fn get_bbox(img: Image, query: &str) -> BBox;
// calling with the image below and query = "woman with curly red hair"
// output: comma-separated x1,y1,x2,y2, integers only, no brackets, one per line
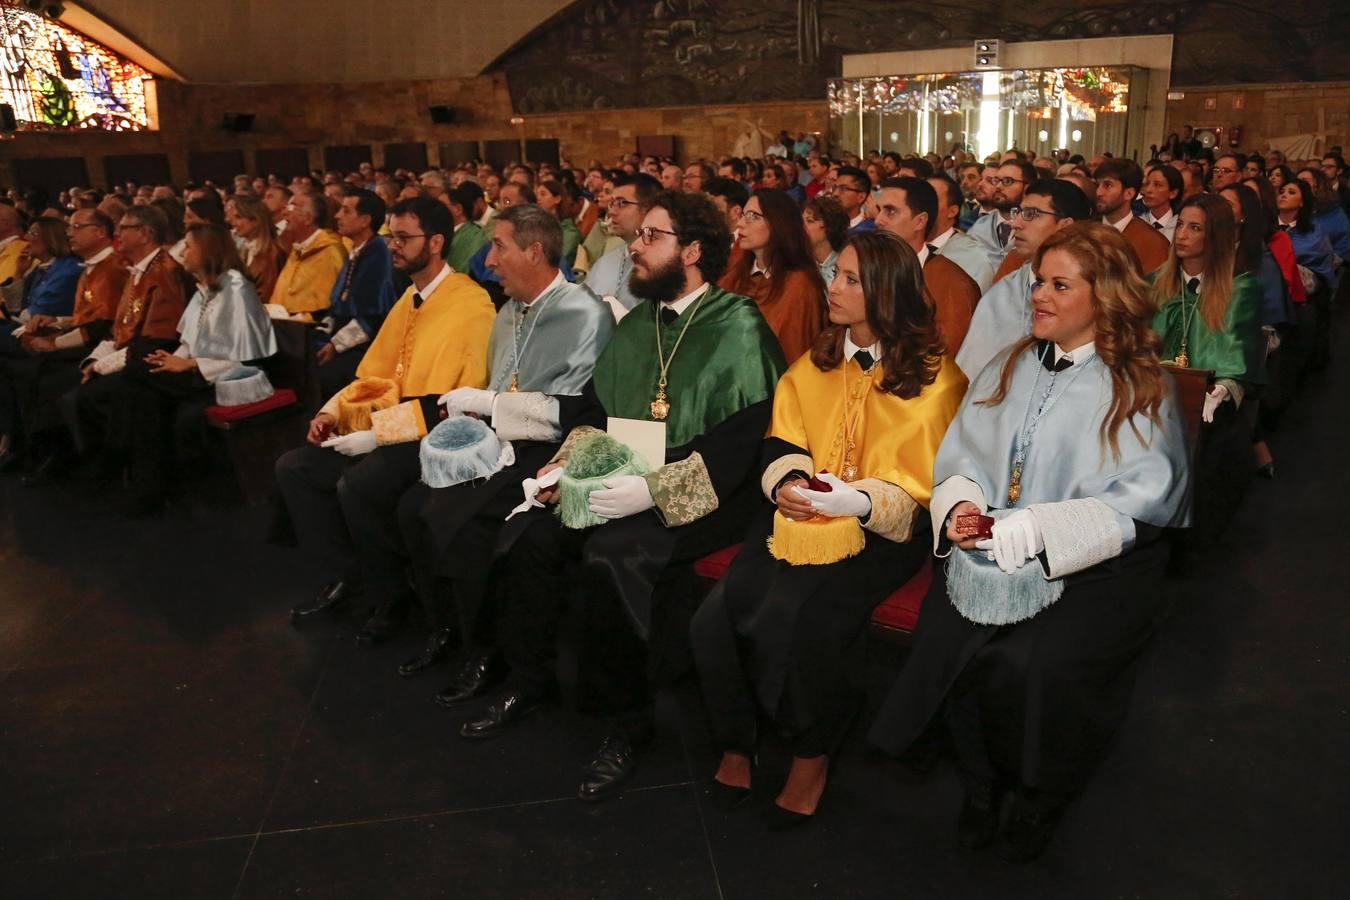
692,230,967,830
870,223,1191,862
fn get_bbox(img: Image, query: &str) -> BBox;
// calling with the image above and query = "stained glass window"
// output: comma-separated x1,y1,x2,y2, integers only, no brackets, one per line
0,1,151,131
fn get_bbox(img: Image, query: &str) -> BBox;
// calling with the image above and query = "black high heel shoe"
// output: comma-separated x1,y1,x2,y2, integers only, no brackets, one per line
708,779,753,812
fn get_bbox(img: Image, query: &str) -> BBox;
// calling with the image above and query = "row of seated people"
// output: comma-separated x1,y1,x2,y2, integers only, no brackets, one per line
0,146,1335,861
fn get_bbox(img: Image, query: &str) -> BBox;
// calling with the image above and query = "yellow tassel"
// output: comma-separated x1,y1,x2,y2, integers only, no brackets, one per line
766,511,866,566
335,376,400,434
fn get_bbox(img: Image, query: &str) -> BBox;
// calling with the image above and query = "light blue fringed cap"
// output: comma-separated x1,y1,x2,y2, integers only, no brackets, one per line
557,432,651,529
213,365,274,407
945,509,1064,625
419,415,514,489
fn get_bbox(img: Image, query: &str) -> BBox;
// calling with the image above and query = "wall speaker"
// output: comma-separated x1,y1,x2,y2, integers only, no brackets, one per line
429,105,456,124
0,104,17,133
221,112,255,133
974,38,1000,70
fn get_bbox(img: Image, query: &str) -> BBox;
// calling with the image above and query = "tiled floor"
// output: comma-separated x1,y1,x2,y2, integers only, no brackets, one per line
3,332,1349,898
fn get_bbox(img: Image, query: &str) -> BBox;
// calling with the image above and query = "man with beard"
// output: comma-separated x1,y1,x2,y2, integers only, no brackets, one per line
1094,158,1170,274
927,174,995,292
957,162,990,231
967,159,1035,271
458,191,786,805
277,197,495,642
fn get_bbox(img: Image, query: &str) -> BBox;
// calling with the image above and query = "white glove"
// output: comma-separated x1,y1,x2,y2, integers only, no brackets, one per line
1201,383,1230,424
438,387,497,418
975,509,1043,575
506,465,563,520
322,430,377,456
795,472,872,519
588,474,655,520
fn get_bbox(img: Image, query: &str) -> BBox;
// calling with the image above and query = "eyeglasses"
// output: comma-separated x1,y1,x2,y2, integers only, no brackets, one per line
827,184,868,195
636,226,679,245
67,222,103,231
989,176,1026,187
387,232,427,247
608,198,638,211
114,223,146,232
1212,166,1239,175
1010,206,1061,222
740,210,765,223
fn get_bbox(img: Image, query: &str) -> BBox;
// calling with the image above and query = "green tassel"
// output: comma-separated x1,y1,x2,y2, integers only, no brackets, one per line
557,432,651,529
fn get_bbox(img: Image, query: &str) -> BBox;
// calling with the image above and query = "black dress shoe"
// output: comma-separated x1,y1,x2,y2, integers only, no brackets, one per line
355,599,408,647
708,779,753,812
1257,462,1276,479
996,789,1063,863
956,783,1002,850
577,731,647,804
459,691,541,740
762,801,815,831
398,627,457,677
291,580,357,621
434,651,507,706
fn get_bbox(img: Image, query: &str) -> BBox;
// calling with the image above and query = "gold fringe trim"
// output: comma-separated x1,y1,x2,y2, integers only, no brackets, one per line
766,510,865,566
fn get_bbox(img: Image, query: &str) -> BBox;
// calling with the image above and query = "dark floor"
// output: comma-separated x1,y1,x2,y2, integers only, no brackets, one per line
4,335,1350,900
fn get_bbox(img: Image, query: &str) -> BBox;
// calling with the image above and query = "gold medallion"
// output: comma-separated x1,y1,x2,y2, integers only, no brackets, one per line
1007,467,1022,505
509,372,520,392
650,393,670,421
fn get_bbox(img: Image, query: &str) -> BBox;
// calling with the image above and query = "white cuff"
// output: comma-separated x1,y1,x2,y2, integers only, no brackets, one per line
196,357,238,383
330,318,370,353
929,475,987,556
491,391,562,442
92,346,128,376
53,328,86,350
1029,498,1124,579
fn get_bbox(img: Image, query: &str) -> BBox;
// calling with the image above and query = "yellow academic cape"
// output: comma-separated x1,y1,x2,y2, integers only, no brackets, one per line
272,229,347,314
762,351,968,543
321,268,494,443
0,237,23,288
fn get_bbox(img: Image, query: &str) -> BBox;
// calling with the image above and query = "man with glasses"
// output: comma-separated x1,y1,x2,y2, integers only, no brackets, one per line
830,165,875,233
460,191,786,805
967,160,1035,271
278,196,495,639
271,193,347,315
873,176,980,354
586,172,662,318
683,161,714,195
1209,153,1243,193
956,179,1093,380
1095,158,1170,274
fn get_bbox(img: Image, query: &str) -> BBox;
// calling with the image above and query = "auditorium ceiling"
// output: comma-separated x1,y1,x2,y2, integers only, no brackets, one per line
75,0,575,84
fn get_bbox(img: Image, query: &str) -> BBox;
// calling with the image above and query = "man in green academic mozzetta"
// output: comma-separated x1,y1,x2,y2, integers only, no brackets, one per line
459,190,787,803
444,183,488,274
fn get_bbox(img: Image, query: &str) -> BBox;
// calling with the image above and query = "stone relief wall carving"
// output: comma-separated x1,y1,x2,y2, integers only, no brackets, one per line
493,0,1349,112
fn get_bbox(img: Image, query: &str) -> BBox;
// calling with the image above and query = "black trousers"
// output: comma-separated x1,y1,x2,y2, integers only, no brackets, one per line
335,440,427,605
107,366,214,501
275,439,420,581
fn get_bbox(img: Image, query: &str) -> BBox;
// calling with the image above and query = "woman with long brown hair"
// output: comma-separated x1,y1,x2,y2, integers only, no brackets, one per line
105,223,276,513
870,223,1191,862
718,188,826,362
692,230,967,829
227,193,286,304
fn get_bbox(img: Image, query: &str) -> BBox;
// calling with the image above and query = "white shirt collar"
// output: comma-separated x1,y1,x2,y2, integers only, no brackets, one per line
750,258,771,278
82,245,115,268
930,227,956,250
915,243,930,267
662,281,710,317
1145,208,1176,227
843,331,880,363
348,238,368,258
1053,340,1097,366
1182,269,1204,292
128,248,160,284
848,212,867,229
523,270,565,306
452,221,466,234
1107,211,1134,233
413,262,452,303
294,229,321,253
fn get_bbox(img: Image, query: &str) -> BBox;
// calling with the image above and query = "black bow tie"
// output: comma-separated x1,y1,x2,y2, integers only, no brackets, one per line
1186,277,1200,295
997,222,1012,246
925,243,937,257
1152,220,1164,230
413,292,424,309
1279,223,1294,232
660,305,678,326
853,349,875,371
1038,341,1074,372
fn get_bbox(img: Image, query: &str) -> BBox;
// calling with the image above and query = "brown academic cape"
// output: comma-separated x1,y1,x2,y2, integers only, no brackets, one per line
923,253,980,356
111,250,190,348
70,253,130,347
1122,216,1171,275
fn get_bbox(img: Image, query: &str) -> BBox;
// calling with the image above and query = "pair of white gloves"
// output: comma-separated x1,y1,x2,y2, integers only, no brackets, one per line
969,508,1045,575
321,387,500,457
1201,383,1230,424
788,472,873,519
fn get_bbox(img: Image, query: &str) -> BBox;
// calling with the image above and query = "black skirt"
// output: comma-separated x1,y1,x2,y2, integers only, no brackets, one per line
868,540,1170,795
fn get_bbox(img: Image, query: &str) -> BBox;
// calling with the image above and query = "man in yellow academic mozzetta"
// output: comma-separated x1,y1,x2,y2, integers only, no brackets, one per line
275,196,495,641
0,204,25,295
270,192,347,315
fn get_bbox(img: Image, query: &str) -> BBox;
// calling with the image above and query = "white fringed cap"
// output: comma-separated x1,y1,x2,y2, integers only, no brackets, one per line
214,366,275,407
419,415,516,489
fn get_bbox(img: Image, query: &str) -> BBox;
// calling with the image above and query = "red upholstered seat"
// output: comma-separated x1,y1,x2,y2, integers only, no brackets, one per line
691,543,935,634
205,388,298,428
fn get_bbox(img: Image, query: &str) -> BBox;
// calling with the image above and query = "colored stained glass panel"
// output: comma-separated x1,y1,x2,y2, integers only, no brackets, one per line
0,1,151,131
